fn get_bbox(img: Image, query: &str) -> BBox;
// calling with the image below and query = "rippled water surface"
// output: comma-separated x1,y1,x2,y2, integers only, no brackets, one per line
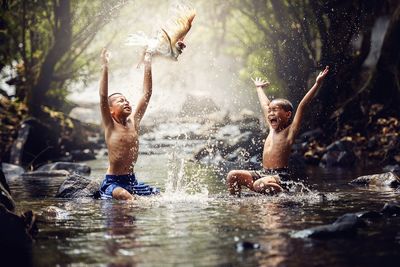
11,153,400,267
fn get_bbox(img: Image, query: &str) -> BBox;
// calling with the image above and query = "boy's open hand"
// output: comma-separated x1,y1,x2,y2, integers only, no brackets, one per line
251,77,270,88
101,48,110,67
316,66,329,84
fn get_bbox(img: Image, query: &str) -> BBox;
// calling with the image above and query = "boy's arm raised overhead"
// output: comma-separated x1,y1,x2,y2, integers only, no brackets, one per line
289,66,329,141
133,53,152,128
99,48,114,129
252,77,271,123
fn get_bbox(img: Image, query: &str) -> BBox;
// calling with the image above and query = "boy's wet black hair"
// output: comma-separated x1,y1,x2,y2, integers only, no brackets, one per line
271,98,294,113
108,92,123,106
271,98,294,123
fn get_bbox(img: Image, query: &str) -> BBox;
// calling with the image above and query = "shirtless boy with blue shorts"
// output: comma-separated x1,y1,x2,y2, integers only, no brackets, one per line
227,66,329,196
98,48,159,200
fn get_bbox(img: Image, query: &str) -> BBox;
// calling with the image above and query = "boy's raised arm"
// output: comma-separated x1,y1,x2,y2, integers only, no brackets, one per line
252,77,271,122
133,53,152,127
99,48,114,128
289,66,329,139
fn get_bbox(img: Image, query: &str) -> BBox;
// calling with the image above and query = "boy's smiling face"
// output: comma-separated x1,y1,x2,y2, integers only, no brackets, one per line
109,93,132,118
267,100,292,130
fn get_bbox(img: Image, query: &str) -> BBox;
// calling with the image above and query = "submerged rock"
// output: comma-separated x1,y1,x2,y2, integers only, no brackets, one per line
350,172,400,188
37,161,91,176
292,213,365,239
293,203,400,240
56,173,100,198
39,206,70,221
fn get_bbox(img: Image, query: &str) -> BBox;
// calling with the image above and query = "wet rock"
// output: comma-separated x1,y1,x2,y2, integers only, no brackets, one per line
326,139,355,152
39,206,70,221
0,204,37,267
0,167,15,211
37,161,91,176
356,211,383,220
1,162,25,179
0,163,37,266
56,173,100,198
235,241,261,252
303,150,321,165
194,129,263,173
382,164,400,176
320,139,357,167
380,203,400,216
350,172,400,188
320,150,356,167
293,213,365,239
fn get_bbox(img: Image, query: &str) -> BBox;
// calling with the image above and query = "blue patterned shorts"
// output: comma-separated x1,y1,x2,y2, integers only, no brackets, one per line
99,174,159,199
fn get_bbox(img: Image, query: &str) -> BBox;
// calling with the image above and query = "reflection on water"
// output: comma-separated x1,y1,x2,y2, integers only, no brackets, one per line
10,153,400,266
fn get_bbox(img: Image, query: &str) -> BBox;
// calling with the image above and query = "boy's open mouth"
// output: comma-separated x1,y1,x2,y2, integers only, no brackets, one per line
269,118,278,126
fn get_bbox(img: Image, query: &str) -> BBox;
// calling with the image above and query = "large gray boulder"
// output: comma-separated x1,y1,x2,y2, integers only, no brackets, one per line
37,161,91,176
56,173,100,199
350,172,400,188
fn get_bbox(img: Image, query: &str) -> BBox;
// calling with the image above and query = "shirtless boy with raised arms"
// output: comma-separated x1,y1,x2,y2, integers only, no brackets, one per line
227,66,329,196
98,48,158,200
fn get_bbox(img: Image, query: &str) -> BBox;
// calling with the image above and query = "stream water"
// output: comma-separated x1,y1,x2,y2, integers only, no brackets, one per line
10,146,400,266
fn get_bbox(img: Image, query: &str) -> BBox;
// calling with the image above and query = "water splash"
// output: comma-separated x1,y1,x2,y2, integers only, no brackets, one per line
157,149,210,204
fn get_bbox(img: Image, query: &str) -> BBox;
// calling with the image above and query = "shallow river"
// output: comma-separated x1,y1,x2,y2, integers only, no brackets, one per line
11,150,400,267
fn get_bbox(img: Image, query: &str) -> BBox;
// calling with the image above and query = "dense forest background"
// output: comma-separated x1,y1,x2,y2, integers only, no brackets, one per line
1,0,399,166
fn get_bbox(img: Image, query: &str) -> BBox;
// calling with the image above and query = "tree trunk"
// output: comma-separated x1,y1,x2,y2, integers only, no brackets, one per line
27,0,71,117
368,3,400,110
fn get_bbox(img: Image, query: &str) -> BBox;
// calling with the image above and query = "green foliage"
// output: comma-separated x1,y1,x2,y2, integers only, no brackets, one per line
0,0,127,114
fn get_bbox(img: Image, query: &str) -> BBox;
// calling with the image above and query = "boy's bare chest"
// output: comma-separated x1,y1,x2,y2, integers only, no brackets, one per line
264,130,290,149
107,124,139,145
